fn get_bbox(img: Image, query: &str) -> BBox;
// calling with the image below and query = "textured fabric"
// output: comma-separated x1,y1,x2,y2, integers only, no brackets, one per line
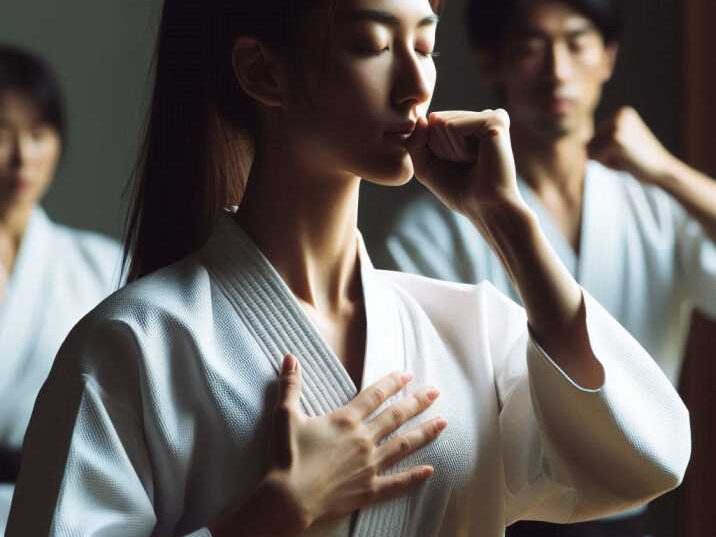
0,207,121,532
375,160,716,386
7,212,690,537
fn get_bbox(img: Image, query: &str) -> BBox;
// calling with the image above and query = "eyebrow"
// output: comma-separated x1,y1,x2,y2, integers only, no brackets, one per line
342,9,440,28
516,21,599,40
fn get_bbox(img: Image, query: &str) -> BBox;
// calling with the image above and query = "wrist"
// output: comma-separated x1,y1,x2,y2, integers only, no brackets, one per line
466,197,537,238
209,471,311,537
649,153,684,189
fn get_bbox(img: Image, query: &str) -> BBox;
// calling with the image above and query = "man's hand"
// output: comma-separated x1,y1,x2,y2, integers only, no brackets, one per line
588,106,677,185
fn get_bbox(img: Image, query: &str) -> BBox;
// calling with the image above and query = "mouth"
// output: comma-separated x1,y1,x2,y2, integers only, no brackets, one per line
384,121,417,140
1,176,31,195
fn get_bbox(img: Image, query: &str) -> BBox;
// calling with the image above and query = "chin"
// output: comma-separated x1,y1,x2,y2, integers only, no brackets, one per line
361,153,415,187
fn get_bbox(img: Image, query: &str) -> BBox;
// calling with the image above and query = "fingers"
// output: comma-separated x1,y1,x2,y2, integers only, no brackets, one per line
347,371,414,420
369,465,435,504
368,387,440,440
277,354,302,409
376,416,447,471
405,116,433,174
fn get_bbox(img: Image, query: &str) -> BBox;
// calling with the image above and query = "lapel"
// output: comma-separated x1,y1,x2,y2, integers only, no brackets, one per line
575,161,625,306
202,213,412,535
0,208,54,390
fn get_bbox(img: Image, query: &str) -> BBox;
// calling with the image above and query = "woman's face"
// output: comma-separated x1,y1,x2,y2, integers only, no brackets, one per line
0,91,61,216
283,0,438,186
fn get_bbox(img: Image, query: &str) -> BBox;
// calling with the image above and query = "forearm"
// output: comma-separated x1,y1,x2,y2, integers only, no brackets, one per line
655,157,716,241
469,202,603,389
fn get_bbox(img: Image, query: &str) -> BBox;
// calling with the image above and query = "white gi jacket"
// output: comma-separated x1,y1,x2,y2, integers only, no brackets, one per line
7,212,690,537
0,208,121,530
377,161,716,386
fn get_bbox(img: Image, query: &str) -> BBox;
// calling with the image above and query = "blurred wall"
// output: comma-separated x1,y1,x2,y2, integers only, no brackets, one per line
1,0,163,239
2,0,680,240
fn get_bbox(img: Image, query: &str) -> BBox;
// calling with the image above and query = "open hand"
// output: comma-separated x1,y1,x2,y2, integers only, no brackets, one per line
213,355,446,536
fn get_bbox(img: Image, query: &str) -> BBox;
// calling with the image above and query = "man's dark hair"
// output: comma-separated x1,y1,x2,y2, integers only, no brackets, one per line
0,44,66,144
467,0,623,57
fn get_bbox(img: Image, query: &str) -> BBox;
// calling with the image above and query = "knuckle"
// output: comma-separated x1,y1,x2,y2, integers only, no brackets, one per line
369,386,388,407
389,407,405,427
397,437,412,455
355,435,374,456
273,404,293,422
416,391,432,408
333,412,357,431
494,108,511,127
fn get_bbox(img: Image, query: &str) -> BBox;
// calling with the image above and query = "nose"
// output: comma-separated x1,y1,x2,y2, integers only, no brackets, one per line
545,42,574,83
392,49,434,114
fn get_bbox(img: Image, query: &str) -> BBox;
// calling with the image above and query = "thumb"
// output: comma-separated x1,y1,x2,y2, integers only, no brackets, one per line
278,353,302,409
405,116,431,172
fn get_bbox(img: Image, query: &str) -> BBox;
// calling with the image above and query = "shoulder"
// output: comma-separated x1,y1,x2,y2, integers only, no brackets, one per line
89,256,212,330
52,256,215,388
49,221,124,288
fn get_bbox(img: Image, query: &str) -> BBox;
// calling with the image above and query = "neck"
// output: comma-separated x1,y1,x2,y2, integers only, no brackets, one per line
0,203,34,273
511,121,590,197
236,140,362,314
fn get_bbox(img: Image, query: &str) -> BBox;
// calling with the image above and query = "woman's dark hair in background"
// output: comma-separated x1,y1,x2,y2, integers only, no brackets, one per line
466,0,622,61
0,44,66,145
123,0,445,282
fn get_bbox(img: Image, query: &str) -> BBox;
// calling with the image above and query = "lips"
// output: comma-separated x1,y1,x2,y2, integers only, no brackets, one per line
385,121,416,138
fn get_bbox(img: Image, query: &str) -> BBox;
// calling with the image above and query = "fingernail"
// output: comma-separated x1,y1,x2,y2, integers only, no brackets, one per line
401,372,414,384
283,354,297,373
426,388,440,401
434,417,448,431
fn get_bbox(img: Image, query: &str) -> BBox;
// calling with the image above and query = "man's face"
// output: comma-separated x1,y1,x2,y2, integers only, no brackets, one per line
496,1,617,141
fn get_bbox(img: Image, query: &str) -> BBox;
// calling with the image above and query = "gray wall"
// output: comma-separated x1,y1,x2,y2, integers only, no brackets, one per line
2,0,679,240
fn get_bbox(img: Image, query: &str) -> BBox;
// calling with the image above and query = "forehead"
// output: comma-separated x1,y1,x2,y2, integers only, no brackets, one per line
0,91,43,127
335,0,438,28
517,1,597,36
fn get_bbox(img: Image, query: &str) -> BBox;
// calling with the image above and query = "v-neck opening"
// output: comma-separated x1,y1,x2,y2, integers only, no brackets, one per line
203,214,380,407
518,170,590,279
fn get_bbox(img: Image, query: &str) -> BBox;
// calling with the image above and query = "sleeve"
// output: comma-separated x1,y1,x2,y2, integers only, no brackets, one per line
674,204,716,319
5,320,212,537
495,290,691,525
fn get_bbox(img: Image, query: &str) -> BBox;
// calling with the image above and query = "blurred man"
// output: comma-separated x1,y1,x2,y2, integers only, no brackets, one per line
375,1,716,535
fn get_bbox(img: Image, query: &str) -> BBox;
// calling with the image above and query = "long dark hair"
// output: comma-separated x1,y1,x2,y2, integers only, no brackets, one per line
124,0,445,282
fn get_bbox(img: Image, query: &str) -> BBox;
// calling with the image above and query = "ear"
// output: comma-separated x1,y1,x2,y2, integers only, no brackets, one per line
231,37,287,109
600,42,620,83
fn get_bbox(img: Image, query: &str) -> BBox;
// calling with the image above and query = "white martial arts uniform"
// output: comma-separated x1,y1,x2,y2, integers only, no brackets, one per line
7,212,689,537
0,208,121,531
376,161,716,386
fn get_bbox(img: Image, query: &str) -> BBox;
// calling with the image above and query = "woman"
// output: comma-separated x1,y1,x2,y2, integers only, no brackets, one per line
0,45,121,531
7,1,689,536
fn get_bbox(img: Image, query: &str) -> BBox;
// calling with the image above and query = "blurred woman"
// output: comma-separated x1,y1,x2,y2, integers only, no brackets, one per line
8,2,689,536
0,44,121,530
